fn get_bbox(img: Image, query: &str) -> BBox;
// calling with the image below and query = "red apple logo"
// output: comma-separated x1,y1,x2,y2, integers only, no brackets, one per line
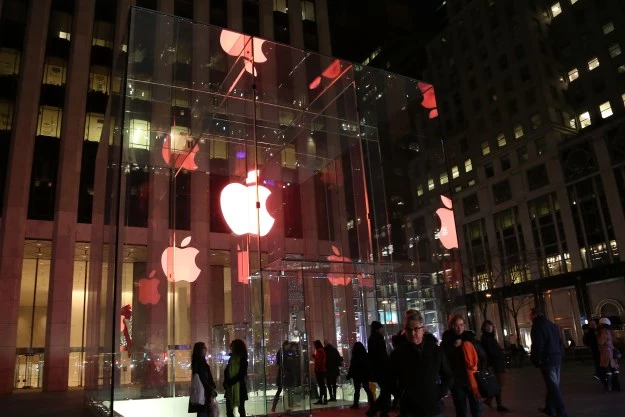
435,195,458,250
309,59,343,90
418,81,438,119
160,237,201,283
220,29,267,76
220,171,275,237
326,246,352,286
161,131,199,171
138,270,161,305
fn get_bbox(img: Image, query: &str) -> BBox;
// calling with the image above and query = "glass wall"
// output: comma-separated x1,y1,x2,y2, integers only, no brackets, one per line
84,7,447,417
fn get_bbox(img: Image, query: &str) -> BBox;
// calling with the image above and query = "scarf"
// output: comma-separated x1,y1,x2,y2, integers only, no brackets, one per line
226,356,241,407
462,341,481,399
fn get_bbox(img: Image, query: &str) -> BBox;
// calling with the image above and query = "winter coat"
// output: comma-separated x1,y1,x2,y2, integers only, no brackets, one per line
389,336,454,417
324,344,343,376
188,361,216,413
441,329,469,387
597,326,620,370
530,315,563,368
312,347,326,373
346,347,369,381
582,328,600,362
224,355,249,402
367,331,389,383
481,331,506,374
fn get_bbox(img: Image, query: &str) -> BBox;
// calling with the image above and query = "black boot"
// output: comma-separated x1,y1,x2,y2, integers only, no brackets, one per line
612,372,621,392
604,373,613,392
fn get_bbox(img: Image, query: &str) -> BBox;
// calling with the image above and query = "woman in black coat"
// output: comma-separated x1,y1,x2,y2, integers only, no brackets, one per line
480,320,509,412
346,342,374,409
189,342,217,417
224,339,249,417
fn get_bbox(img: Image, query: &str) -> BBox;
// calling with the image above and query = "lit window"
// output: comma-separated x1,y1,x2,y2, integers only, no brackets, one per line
0,100,13,131
550,3,562,17
172,88,190,107
417,185,424,196
481,141,491,155
514,124,524,139
603,22,615,35
170,125,190,152
42,57,67,86
622,93,625,106
37,106,63,137
273,0,287,13
587,57,600,71
301,1,316,21
497,133,507,147
428,178,435,190
127,80,151,100
609,43,622,58
570,0,577,4
281,144,297,168
452,165,460,178
49,11,72,40
129,119,150,149
84,113,104,142
468,179,476,186
210,140,228,159
599,101,613,118
59,31,71,40
578,111,591,128
531,113,543,129
569,118,577,129
92,21,113,48
89,67,110,94
567,68,578,82
465,159,473,172
0,48,20,76
440,172,449,184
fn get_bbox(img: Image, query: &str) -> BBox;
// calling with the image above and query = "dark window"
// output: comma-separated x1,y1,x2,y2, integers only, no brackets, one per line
460,137,469,152
210,0,228,27
503,77,513,92
463,193,480,216
483,67,492,80
174,0,193,19
514,44,525,59
28,137,60,220
525,89,536,105
473,97,482,111
242,0,260,36
536,137,546,155
520,66,530,82
527,164,549,190
501,156,511,171
493,180,512,204
485,163,494,178
498,55,508,70
468,77,477,90
517,145,528,162
136,0,157,9
508,99,518,114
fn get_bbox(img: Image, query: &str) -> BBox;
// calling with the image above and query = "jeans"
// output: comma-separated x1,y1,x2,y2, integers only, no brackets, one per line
197,412,209,417
450,384,483,417
540,365,568,417
315,371,327,402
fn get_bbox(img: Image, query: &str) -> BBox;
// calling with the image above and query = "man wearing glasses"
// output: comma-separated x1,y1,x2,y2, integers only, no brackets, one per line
389,311,454,417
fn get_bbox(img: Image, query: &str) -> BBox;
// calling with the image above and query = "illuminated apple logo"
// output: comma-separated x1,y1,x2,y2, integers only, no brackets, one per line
418,81,438,119
138,270,161,305
435,195,458,250
220,29,267,76
309,59,343,90
161,131,199,171
220,170,275,237
326,245,352,286
160,236,201,283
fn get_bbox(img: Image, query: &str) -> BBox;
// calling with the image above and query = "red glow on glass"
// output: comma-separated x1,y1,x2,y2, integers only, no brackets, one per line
161,133,199,171
418,81,439,119
435,195,458,249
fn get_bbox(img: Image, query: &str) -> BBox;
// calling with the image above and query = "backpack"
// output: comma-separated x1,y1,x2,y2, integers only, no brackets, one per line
470,339,500,398
470,339,489,371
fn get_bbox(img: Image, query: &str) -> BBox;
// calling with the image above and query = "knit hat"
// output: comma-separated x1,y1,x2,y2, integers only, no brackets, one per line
371,321,383,330
599,317,611,326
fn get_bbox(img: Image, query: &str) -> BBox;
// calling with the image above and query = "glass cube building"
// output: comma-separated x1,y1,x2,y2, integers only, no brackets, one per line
83,8,454,417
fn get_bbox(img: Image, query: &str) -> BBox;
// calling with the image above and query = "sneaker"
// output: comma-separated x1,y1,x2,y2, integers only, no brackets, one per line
314,400,323,405
496,405,510,412
593,375,601,382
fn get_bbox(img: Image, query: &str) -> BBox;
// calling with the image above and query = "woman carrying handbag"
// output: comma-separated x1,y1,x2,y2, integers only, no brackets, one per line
189,342,217,417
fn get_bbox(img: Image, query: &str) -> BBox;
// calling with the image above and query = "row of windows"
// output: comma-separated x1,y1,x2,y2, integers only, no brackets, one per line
273,0,316,21
416,158,473,196
569,94,625,130
567,49,620,83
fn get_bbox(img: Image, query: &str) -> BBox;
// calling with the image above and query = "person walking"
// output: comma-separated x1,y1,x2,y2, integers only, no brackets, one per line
188,342,217,417
582,320,601,381
389,310,454,417
367,321,391,417
324,340,343,401
346,341,374,409
441,314,483,417
224,339,249,417
480,320,509,412
272,340,290,412
312,340,328,405
597,317,621,392
529,307,568,417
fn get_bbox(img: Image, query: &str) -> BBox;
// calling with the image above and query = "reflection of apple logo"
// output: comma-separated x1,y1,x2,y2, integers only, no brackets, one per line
220,171,275,236
160,237,201,282
309,59,342,90
138,270,160,305
418,81,438,119
435,195,458,250
161,132,199,171
220,29,267,76
327,245,352,286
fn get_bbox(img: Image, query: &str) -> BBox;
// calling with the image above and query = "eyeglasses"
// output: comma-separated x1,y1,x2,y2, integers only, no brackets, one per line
405,326,425,332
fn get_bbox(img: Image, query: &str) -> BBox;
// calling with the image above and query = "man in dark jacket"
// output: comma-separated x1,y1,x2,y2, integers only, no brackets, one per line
389,312,454,417
582,320,600,380
367,321,390,417
530,307,568,417
324,341,343,401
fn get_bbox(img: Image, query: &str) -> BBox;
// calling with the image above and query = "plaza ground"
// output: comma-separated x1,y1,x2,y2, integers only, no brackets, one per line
0,362,621,417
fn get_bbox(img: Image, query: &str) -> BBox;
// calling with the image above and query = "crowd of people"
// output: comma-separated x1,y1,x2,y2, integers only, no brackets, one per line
187,307,620,417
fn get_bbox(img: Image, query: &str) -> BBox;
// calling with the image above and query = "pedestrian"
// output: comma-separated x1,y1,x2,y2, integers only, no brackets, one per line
441,314,483,417
324,340,343,402
582,320,600,381
188,342,217,417
224,339,248,417
272,340,290,412
596,317,621,392
312,340,328,405
389,310,454,417
480,320,509,412
529,307,568,417
366,321,391,417
346,341,374,409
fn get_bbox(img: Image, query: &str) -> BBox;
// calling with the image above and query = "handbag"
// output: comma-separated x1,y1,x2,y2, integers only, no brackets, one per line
209,398,220,417
474,368,500,398
189,373,205,406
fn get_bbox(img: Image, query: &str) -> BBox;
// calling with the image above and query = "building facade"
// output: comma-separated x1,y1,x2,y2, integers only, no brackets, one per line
407,0,625,350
